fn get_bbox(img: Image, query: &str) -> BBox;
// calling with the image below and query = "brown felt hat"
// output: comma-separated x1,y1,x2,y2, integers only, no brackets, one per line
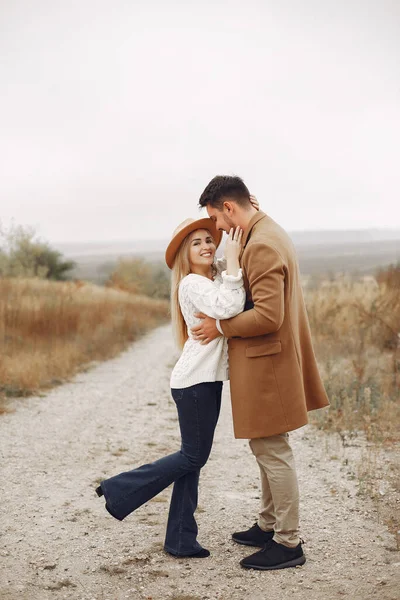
165,217,223,269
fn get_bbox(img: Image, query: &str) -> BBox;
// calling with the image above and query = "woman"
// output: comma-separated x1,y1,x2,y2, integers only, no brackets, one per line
96,217,246,558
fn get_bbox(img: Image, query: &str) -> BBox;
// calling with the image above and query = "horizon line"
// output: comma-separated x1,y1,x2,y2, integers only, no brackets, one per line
51,226,400,246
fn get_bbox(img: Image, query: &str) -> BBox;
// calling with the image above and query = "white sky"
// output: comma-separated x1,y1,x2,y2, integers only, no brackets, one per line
1,0,399,243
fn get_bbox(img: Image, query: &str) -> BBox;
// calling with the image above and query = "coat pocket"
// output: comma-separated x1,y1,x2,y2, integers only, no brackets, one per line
245,341,282,358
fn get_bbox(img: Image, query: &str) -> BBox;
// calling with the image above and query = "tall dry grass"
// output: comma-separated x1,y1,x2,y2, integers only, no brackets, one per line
306,274,399,443
305,268,400,542
0,278,169,400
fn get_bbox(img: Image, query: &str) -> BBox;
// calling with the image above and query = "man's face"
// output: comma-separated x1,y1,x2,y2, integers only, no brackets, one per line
206,201,238,234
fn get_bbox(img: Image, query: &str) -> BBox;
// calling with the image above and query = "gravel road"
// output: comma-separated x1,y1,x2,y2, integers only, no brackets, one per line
1,324,399,600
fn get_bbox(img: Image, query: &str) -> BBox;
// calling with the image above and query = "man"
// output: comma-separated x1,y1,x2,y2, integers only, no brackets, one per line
192,175,329,570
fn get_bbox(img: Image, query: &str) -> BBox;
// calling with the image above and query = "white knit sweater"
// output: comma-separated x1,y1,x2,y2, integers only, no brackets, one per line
170,258,246,389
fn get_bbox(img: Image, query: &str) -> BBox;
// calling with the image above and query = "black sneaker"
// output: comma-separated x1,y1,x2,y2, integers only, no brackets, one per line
232,523,274,547
240,539,306,570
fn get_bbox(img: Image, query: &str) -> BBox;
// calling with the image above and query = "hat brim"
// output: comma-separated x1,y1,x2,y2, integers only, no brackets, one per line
165,218,223,269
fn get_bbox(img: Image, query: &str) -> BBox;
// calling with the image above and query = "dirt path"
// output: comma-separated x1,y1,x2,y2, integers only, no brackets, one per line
1,325,399,600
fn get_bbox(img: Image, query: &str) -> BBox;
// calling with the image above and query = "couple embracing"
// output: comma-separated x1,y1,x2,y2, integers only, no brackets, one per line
96,175,329,571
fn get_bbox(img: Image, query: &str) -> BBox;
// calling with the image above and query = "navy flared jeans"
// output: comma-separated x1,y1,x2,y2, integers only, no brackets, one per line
100,381,222,556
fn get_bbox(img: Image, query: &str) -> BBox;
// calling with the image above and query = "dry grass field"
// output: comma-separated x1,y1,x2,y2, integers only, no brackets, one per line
0,278,169,403
306,271,399,440
305,266,400,541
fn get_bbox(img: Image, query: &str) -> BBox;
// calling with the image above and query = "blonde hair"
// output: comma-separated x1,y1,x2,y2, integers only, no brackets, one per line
170,229,216,349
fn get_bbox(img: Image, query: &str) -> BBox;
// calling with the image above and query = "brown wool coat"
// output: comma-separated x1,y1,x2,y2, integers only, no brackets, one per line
220,211,329,439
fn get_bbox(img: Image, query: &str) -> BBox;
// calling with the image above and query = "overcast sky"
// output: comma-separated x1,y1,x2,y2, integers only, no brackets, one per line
1,0,399,243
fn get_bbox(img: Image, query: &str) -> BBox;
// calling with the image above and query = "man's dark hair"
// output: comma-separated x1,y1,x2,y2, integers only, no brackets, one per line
198,175,250,209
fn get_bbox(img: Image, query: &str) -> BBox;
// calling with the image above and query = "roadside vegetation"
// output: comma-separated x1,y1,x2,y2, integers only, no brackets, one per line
0,221,76,280
0,224,169,405
307,265,399,443
0,278,168,401
106,257,170,299
306,263,400,544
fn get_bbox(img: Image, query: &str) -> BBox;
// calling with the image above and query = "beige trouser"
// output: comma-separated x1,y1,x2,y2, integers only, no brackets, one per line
249,433,300,548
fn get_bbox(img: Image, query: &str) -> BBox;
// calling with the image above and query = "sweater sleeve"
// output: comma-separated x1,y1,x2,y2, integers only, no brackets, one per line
180,272,246,320
220,243,285,338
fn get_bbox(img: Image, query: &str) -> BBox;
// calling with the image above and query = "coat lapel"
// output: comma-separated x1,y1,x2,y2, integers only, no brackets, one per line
240,211,267,262
242,211,267,248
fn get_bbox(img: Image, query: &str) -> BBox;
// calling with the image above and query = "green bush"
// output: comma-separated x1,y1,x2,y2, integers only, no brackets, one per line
107,258,170,299
0,222,75,280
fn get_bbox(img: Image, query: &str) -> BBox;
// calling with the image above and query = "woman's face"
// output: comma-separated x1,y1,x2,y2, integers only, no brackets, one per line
188,229,216,270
